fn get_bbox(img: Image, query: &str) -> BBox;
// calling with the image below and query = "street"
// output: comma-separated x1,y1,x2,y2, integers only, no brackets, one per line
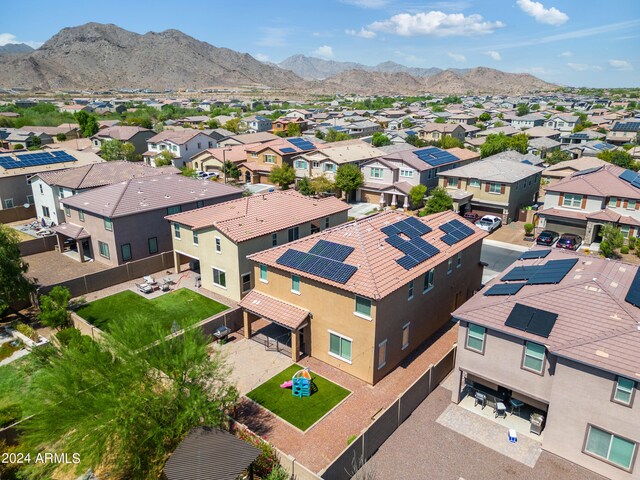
481,239,529,285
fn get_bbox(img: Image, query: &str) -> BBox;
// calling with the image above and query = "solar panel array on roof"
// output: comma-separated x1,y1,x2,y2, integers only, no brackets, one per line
276,249,357,284
414,147,458,167
405,130,416,136
439,219,474,246
573,166,603,177
613,122,640,132
519,249,551,260
592,142,615,151
0,151,76,170
381,216,432,239
484,282,526,296
280,147,296,154
618,169,640,189
624,269,640,308
309,240,354,262
504,303,558,338
501,258,578,284
572,133,589,139
287,137,315,151
381,216,439,270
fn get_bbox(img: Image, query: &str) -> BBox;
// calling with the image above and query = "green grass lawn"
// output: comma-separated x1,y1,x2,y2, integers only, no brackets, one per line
75,288,228,333
0,356,43,426
247,364,350,431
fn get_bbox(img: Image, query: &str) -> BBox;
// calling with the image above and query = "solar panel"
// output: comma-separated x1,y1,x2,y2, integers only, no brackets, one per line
280,147,296,153
439,219,474,245
613,121,640,132
484,282,526,296
404,216,432,235
526,258,578,285
519,250,551,260
309,240,354,262
504,303,558,338
504,303,531,330
573,166,603,177
0,151,76,170
619,169,640,189
624,269,640,308
287,137,315,151
276,248,357,284
414,147,458,167
501,265,541,281
396,256,419,269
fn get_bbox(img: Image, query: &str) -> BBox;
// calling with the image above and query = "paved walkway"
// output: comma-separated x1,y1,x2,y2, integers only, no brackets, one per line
347,202,379,219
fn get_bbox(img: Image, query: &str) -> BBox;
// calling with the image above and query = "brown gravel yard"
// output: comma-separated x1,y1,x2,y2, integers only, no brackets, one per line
23,250,107,286
236,321,458,473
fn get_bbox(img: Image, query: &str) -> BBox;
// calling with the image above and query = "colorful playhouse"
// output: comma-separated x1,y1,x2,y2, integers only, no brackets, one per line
280,368,312,398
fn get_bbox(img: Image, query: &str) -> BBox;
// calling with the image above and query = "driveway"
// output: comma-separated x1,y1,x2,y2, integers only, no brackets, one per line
481,240,527,284
347,202,378,219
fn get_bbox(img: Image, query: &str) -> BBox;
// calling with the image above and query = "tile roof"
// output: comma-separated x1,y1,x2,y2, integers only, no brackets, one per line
239,290,309,330
454,249,640,380
190,143,261,163
536,207,588,221
546,164,640,199
51,222,89,239
438,157,543,183
62,175,241,218
92,126,151,141
0,148,104,178
36,161,179,189
147,128,206,145
249,210,486,300
165,190,349,242
226,132,280,144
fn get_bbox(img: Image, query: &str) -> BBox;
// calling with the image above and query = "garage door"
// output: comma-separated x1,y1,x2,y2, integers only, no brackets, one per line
543,218,586,237
360,190,381,204
470,203,503,218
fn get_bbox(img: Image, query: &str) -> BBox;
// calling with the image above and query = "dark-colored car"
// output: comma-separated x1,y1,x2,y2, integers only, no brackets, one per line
556,233,582,251
463,212,480,223
536,230,559,246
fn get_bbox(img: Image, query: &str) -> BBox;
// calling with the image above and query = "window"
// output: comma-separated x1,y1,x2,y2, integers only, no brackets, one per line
448,177,459,188
628,200,636,210
167,205,181,215
447,258,453,274
197,142,201,149
378,340,387,369
215,237,221,253
251,152,258,158
423,268,435,292
212,268,226,288
456,252,462,268
294,160,307,169
26,195,34,205
354,295,371,319
264,154,276,164
408,280,414,300
621,225,630,239
312,161,320,168
64,206,70,217
563,193,583,208
148,237,158,254
522,341,545,373
2,198,13,209
584,426,636,471
259,264,268,282
271,233,278,246
193,231,199,245
466,323,486,353
98,241,110,259
288,226,299,242
324,163,336,172
400,169,413,178
104,217,113,231
121,243,132,262
402,323,410,350
196,200,204,208
42,206,50,218
39,184,44,194
78,209,85,222
291,274,300,294
329,331,352,363
469,178,481,188
241,272,251,293
489,183,502,194
613,377,635,406
325,217,330,229
370,167,383,179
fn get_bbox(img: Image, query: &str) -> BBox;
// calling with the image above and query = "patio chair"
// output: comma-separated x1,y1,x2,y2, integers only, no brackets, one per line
136,283,153,294
143,275,157,285
474,391,487,409
495,402,507,419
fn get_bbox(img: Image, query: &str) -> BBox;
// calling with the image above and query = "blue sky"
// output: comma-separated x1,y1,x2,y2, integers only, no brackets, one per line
1,0,639,87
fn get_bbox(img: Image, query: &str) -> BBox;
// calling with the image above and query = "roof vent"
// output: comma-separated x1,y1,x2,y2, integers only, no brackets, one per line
164,195,170,199
595,350,609,358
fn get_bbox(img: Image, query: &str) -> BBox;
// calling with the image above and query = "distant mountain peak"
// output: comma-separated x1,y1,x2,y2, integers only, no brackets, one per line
0,43,34,55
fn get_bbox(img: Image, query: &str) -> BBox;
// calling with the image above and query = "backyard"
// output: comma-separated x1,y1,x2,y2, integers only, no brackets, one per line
0,356,43,428
75,288,228,333
246,364,350,432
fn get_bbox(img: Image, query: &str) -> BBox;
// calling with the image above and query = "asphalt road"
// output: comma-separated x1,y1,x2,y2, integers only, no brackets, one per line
481,241,526,285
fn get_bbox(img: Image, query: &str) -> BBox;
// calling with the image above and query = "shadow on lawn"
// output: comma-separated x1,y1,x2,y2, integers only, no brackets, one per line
234,398,274,437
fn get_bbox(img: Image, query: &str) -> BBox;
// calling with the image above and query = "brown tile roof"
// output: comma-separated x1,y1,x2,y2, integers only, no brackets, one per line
92,126,151,141
239,290,309,330
165,190,350,242
454,249,640,380
420,122,463,134
62,175,241,218
536,207,588,221
190,143,261,163
36,161,179,189
52,223,89,239
249,210,487,300
147,128,206,145
546,164,640,199
446,147,480,162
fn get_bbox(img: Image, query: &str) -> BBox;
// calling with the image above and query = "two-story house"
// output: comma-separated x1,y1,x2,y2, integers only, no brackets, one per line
438,156,543,222
271,117,308,135
52,175,241,266
165,191,350,301
452,249,640,480
545,114,581,133
511,113,546,130
240,210,486,383
90,126,155,157
143,129,217,168
418,123,465,144
537,165,640,244
606,121,640,146
240,115,273,133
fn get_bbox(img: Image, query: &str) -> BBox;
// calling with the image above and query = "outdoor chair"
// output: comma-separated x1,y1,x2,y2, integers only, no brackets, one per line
474,391,487,409
495,401,507,419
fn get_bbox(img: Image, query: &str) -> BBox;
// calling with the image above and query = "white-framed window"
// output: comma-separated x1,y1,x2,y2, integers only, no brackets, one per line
329,331,352,363
324,163,336,172
193,231,199,245
448,177,459,188
42,206,50,218
370,167,383,179
64,205,70,217
354,295,371,319
259,264,268,282
241,272,251,293
423,268,434,293
402,323,410,350
264,154,276,164
489,183,502,194
469,178,481,188
584,425,636,471
271,233,278,246
251,152,258,158
466,323,486,353
78,209,85,222
288,226,299,242
291,274,300,294
212,267,226,288
563,193,583,208
312,161,320,168
400,169,413,178
627,199,636,210
27,194,34,205
173,223,181,239
447,258,453,274
613,377,635,406
215,237,221,253
457,252,462,268
407,280,414,300
378,340,387,370
294,160,307,169
104,217,113,231
621,225,630,239
98,241,110,259
522,341,545,373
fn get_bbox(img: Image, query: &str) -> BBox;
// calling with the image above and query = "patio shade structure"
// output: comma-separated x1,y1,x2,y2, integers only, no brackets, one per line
163,427,261,480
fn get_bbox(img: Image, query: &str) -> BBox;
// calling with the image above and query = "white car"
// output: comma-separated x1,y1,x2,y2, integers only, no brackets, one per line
197,172,219,180
475,215,502,233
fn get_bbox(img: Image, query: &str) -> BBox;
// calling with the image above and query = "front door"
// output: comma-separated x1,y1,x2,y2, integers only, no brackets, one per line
82,240,91,259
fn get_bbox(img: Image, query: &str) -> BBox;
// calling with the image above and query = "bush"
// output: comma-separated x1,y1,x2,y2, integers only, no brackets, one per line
0,404,22,428
236,428,279,478
15,322,39,341
265,465,289,480
524,223,534,236
56,133,67,141
55,327,82,347
620,246,630,254
628,237,637,250
13,143,24,150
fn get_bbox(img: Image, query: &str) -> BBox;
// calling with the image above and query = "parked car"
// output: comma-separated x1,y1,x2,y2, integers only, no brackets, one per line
197,172,218,180
463,211,480,223
475,215,502,233
555,234,582,251
536,230,559,246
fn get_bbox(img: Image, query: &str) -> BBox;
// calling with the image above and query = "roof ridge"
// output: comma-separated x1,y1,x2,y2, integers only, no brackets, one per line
109,179,134,217
353,217,382,300
552,325,637,353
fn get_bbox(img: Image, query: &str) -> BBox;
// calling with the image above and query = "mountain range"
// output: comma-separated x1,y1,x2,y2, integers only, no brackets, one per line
0,43,34,55
0,23,558,95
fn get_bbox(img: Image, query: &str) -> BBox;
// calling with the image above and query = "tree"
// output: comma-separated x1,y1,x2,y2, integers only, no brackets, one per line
223,117,241,134
480,132,529,158
408,184,427,209
38,286,71,331
516,103,530,117
434,117,446,124
597,150,636,170
334,164,364,201
223,160,241,181
0,225,35,315
443,95,461,104
438,135,463,149
207,119,220,129
100,139,136,161
478,112,491,122
56,133,67,142
31,135,41,148
154,150,174,167
315,130,325,140
421,187,453,215
406,134,427,148
268,163,296,189
325,128,351,142
556,105,566,112
401,118,413,129
509,133,529,154
297,176,314,196
286,122,301,137
75,111,99,137
530,104,540,111
371,132,391,147
599,223,624,258
20,315,237,479
309,175,335,194
546,149,571,165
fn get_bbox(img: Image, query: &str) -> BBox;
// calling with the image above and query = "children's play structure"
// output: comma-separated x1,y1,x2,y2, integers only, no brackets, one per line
280,368,312,398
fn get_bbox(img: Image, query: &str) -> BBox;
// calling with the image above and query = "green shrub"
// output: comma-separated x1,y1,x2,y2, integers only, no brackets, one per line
628,237,637,250
236,427,279,477
524,223,534,236
0,342,20,361
0,404,22,428
55,327,82,347
15,323,39,341
347,434,358,445
620,246,630,254
265,465,289,480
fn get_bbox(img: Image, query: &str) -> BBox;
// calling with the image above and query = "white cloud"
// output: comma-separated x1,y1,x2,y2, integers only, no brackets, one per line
368,11,505,37
559,51,573,57
341,0,389,8
345,28,377,39
567,63,589,71
312,45,334,59
0,33,42,49
486,50,501,61
448,52,466,62
258,27,287,47
609,59,633,71
516,0,568,26
254,53,270,62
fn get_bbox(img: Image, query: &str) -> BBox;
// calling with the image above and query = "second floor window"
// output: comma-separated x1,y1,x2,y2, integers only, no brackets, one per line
613,377,635,406
272,233,278,246
370,167,383,179
354,295,371,319
488,183,502,194
104,217,113,231
563,193,583,208
466,323,486,353
294,160,307,169
324,163,336,172
259,264,268,282
400,169,413,178
522,341,545,374
173,224,181,239
448,177,459,188
408,280,414,300
215,237,221,252
264,154,276,164
167,205,181,215
424,268,434,292
288,226,299,242
469,178,480,188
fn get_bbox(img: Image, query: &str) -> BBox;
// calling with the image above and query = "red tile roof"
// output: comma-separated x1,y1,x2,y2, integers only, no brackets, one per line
546,164,640,199
239,290,309,330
